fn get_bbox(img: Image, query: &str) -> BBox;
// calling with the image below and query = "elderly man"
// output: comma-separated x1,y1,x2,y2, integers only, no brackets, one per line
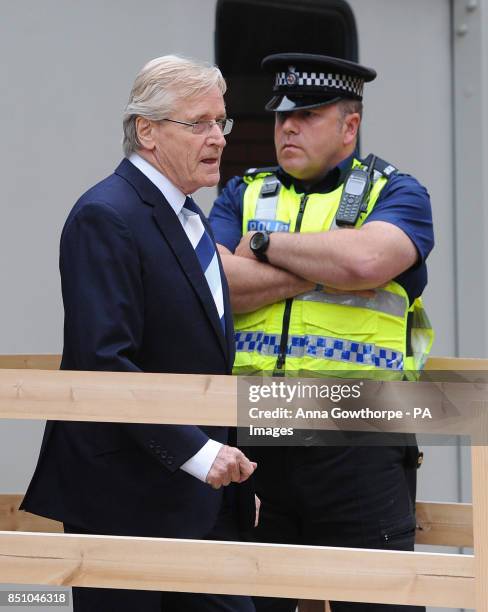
21,55,256,612
209,53,434,611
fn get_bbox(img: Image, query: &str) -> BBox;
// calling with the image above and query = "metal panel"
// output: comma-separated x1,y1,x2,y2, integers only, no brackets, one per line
348,0,455,359
453,0,488,358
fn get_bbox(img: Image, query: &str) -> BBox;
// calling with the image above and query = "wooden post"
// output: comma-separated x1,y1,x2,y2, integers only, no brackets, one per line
471,403,488,611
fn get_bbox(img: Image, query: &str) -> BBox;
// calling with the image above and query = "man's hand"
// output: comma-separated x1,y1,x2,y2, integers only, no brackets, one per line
206,445,257,489
235,232,258,260
255,494,261,527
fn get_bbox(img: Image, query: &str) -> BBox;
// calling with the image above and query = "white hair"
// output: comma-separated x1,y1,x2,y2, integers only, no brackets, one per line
122,55,226,156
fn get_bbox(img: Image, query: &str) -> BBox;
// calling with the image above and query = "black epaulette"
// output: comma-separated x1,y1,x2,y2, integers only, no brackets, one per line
362,154,399,179
243,165,280,178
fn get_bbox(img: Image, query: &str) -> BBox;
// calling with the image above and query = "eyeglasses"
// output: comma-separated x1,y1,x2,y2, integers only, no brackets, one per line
162,117,234,136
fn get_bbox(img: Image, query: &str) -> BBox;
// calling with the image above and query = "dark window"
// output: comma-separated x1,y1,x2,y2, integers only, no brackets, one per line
215,0,358,185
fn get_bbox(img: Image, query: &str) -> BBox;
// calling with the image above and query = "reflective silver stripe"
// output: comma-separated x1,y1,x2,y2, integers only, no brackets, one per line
412,304,432,329
255,175,281,220
235,331,404,370
295,289,407,318
409,301,433,369
372,169,383,183
411,328,431,369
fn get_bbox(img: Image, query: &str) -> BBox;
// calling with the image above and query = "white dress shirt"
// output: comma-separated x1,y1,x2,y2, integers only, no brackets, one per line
129,153,223,482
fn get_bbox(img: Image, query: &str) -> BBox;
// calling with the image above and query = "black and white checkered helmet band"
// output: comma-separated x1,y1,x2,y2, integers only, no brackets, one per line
276,71,364,98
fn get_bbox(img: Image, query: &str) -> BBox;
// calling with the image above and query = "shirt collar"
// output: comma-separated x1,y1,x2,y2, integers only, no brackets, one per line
128,152,186,215
277,152,355,194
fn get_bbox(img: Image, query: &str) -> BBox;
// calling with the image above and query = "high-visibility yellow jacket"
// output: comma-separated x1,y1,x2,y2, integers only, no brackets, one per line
233,158,433,379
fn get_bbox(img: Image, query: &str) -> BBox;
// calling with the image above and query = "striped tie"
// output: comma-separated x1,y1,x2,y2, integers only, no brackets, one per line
181,197,225,334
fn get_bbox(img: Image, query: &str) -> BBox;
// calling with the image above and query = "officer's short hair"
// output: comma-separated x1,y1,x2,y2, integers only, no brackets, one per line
122,55,226,157
338,99,363,120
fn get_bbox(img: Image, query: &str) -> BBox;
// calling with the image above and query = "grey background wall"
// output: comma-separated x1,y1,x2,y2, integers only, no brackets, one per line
1,1,482,611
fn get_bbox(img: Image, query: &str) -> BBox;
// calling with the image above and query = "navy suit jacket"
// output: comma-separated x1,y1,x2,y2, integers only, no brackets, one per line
21,159,253,538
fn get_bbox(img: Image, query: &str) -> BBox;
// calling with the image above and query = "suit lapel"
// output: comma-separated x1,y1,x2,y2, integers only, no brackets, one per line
115,159,229,362
221,261,236,366
211,223,236,366
152,203,229,360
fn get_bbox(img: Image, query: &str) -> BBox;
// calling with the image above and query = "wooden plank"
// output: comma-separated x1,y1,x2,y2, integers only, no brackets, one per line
4,355,488,371
0,354,486,372
0,355,60,370
0,495,62,533
0,496,472,612
424,356,488,370
0,369,486,437
0,369,238,427
415,501,473,547
0,531,475,608
471,407,488,611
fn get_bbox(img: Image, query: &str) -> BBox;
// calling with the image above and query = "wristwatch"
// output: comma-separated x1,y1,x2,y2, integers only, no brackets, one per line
250,231,271,262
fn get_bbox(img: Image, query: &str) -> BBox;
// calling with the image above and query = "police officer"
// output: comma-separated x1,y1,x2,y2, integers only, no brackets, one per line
209,53,434,611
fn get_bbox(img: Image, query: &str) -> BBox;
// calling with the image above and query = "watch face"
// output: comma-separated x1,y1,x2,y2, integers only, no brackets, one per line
251,232,266,251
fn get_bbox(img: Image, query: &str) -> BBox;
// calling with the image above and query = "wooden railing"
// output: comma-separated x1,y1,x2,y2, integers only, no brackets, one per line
0,355,486,610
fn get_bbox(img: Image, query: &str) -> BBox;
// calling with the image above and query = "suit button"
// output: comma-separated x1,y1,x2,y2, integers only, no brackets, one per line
167,458,174,465
161,450,167,459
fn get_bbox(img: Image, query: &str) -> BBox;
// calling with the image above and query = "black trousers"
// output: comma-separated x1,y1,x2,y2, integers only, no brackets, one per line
249,443,424,612
64,501,255,612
